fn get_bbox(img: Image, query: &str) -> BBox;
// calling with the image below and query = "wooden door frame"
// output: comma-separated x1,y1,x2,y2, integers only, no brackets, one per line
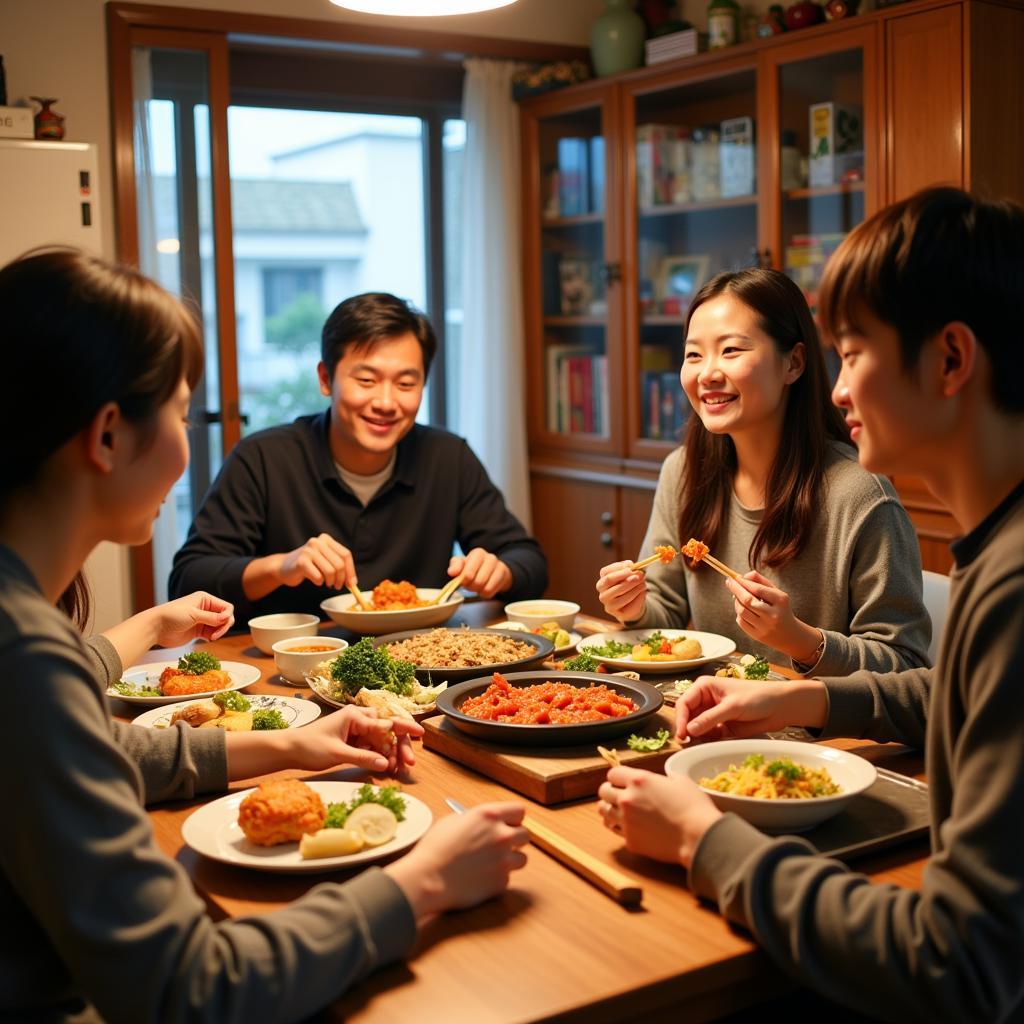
109,19,239,610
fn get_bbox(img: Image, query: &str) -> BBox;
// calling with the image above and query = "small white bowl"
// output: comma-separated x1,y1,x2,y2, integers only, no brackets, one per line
272,636,348,685
503,599,580,632
248,613,321,655
664,738,877,833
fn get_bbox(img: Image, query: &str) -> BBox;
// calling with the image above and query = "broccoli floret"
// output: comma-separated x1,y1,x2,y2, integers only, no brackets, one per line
563,652,598,672
177,650,220,675
742,656,770,680
324,783,406,828
252,709,287,730
329,638,415,697
213,690,250,712
742,753,765,769
766,758,802,781
111,679,162,697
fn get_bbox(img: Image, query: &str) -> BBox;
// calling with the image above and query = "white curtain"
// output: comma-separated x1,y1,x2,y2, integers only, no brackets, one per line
459,58,532,528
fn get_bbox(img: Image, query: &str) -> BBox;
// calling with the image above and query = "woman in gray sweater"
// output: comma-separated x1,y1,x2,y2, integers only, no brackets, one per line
596,269,929,676
0,249,528,1023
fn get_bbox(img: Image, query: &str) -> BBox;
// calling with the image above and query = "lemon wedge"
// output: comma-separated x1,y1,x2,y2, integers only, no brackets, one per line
346,803,398,847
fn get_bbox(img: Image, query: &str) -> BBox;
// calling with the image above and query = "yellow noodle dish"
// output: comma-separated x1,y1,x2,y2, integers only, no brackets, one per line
701,753,841,800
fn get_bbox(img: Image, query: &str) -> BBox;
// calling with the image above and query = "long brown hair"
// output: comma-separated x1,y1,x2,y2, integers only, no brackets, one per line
0,248,204,628
677,268,849,569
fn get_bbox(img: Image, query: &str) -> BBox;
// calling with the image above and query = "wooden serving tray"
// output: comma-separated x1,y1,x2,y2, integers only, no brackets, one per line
421,706,679,804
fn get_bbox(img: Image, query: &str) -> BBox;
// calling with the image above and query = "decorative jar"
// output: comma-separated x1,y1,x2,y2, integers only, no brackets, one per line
591,0,646,77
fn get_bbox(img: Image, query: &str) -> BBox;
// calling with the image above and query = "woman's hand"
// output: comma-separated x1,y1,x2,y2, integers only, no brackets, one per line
385,803,529,920
598,766,721,869
286,706,423,774
725,570,823,665
448,548,512,599
675,676,829,741
150,592,234,648
596,561,647,623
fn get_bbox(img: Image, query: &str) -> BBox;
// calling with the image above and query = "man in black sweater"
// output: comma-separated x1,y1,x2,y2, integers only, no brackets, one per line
169,292,547,620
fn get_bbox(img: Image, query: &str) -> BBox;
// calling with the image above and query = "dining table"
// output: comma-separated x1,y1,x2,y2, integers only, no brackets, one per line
110,600,929,1024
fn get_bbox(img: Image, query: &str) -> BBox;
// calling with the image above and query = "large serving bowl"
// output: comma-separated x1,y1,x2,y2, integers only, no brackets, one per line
665,739,877,833
374,627,553,683
248,612,321,655
319,588,464,635
503,599,580,631
435,670,663,747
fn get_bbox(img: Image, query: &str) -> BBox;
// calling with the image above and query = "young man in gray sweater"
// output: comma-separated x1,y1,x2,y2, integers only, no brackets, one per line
597,187,1024,1022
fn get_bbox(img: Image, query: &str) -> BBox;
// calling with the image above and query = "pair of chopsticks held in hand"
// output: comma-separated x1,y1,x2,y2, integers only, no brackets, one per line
347,572,465,610
629,539,740,582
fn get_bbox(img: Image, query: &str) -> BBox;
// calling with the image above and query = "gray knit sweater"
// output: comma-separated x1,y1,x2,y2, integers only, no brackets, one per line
629,443,930,675
0,546,416,1023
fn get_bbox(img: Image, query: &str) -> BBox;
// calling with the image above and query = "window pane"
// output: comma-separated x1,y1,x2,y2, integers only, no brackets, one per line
227,106,427,435
442,117,465,432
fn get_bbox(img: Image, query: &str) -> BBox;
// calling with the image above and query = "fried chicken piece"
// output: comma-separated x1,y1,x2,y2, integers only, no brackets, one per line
681,538,709,564
161,669,232,696
237,779,326,847
169,700,222,728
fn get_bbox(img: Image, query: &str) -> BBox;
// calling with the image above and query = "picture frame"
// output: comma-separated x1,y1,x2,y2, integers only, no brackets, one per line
656,254,710,313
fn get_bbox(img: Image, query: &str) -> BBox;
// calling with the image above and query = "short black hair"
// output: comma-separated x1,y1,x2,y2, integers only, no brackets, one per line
819,187,1024,413
321,292,437,380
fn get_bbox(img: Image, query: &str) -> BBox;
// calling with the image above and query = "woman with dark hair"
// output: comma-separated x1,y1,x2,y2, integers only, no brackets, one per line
0,249,528,1022
596,268,929,675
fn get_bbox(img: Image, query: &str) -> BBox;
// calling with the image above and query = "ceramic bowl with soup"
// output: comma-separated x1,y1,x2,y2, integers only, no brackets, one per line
503,599,580,632
248,613,321,655
273,636,349,685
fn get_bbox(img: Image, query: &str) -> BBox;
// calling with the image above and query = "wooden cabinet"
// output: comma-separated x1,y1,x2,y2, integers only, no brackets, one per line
521,0,1024,583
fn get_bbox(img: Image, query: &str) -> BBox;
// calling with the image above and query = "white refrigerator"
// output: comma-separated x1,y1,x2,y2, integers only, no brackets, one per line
0,139,102,263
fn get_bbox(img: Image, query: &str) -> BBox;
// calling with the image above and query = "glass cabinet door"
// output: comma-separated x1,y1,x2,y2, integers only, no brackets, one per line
530,101,612,449
769,28,879,339
626,67,759,456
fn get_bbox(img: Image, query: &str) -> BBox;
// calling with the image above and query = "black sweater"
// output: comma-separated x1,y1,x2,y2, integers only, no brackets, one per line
169,414,548,620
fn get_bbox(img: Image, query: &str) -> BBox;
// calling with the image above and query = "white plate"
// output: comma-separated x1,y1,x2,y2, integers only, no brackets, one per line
320,588,464,635
181,780,433,873
108,660,262,705
488,621,581,655
131,693,321,730
577,629,736,674
665,739,877,833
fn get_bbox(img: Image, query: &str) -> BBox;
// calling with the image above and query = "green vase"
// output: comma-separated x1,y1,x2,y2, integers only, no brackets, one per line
591,0,646,77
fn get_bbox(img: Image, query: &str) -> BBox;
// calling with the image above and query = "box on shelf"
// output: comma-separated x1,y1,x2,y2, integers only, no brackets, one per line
808,102,863,187
720,116,755,198
690,126,721,202
645,28,701,64
636,123,692,207
0,106,34,139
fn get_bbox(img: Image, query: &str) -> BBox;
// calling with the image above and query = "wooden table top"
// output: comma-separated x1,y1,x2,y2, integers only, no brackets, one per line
116,603,928,1024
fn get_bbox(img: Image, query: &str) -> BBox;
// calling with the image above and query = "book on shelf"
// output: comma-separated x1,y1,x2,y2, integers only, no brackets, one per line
545,346,607,436
589,136,605,214
636,123,693,208
557,137,589,216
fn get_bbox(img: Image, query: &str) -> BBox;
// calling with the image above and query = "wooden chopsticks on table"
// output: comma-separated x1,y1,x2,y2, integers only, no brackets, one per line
445,797,642,907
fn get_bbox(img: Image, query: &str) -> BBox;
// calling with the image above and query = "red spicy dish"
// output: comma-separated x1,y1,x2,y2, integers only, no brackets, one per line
459,672,637,725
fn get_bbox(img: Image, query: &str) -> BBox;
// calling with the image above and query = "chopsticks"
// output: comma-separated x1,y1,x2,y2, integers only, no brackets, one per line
431,573,465,606
596,745,622,768
681,537,741,582
348,580,372,611
629,544,678,573
445,797,642,907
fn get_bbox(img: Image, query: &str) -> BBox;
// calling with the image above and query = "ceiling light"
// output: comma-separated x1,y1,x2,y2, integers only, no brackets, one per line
329,0,518,14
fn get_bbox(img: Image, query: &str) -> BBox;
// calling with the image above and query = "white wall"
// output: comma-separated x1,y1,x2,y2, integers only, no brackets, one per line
0,0,601,626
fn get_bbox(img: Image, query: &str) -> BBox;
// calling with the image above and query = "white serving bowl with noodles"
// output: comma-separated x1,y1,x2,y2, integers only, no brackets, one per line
665,739,877,833
320,589,464,635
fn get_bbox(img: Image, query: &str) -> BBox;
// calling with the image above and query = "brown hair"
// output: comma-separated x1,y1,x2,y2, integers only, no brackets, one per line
678,268,849,569
819,186,1024,413
0,248,204,627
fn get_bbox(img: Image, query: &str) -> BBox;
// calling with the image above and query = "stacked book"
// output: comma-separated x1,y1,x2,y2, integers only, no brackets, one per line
645,29,700,65
545,345,609,437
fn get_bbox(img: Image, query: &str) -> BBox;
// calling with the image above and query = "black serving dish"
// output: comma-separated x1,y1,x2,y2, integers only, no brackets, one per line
434,670,663,746
374,628,554,683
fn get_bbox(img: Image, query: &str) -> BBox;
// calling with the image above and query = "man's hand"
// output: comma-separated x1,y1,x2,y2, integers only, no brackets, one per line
448,548,513,599
277,534,357,590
